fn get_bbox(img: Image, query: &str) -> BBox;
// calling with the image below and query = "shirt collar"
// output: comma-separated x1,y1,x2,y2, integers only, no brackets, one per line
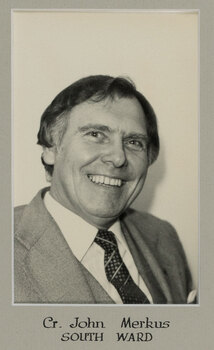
44,191,126,261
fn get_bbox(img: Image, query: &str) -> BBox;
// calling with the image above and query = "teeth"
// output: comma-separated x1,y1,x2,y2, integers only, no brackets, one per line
104,177,110,185
110,179,115,186
88,175,123,187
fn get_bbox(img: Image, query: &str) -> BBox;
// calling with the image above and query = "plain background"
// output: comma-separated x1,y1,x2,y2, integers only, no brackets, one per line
13,11,198,287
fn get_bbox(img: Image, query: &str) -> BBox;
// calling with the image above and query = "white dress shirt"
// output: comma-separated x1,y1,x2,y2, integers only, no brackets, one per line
44,191,153,303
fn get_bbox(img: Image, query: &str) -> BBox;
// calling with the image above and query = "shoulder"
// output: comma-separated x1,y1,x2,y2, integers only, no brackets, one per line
14,187,51,248
123,208,190,272
121,208,187,260
14,187,50,228
122,208,178,240
14,205,26,232
14,189,51,302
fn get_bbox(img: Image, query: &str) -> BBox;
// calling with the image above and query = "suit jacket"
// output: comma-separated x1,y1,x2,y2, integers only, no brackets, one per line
14,188,193,304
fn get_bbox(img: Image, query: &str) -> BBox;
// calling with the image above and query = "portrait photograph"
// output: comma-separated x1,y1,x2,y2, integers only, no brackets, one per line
13,10,198,306
0,0,213,347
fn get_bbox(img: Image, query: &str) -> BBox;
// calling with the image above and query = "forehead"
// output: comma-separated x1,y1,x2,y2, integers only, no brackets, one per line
67,97,147,133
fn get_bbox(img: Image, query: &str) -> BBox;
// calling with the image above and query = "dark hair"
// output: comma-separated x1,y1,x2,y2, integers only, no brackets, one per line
37,75,159,175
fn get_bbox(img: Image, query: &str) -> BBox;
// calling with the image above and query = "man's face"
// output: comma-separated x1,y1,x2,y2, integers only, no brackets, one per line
49,97,149,228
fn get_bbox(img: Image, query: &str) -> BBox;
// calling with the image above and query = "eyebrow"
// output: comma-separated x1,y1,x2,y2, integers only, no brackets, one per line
77,123,148,139
124,133,148,140
78,124,112,133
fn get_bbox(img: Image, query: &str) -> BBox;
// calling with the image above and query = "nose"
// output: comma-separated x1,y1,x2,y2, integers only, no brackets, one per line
101,139,127,168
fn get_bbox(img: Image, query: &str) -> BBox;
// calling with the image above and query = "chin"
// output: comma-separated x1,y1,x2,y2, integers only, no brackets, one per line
85,205,123,219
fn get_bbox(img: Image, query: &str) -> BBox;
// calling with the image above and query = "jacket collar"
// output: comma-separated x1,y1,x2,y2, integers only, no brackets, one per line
16,188,173,304
16,188,113,303
121,211,173,304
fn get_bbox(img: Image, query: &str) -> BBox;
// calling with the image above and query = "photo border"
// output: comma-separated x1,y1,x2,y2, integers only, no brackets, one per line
1,1,213,349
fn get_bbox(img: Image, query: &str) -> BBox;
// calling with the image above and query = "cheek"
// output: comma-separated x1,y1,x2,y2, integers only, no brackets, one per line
130,155,148,178
65,142,101,166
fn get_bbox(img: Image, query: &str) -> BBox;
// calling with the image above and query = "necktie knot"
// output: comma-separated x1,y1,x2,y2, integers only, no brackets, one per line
95,230,118,253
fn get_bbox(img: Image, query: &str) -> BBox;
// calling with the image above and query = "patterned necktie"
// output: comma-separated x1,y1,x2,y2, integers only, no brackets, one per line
94,229,150,304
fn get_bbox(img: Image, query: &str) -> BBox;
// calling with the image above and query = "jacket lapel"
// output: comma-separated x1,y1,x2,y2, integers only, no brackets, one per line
121,216,173,304
25,228,96,303
16,188,178,304
16,189,112,303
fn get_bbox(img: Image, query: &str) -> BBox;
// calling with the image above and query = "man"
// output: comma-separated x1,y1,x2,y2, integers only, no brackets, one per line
14,75,195,304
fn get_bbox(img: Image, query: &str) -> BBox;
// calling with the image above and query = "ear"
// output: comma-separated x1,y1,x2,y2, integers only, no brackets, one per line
42,147,57,165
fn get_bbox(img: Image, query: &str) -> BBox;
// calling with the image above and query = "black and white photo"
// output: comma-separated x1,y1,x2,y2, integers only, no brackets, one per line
13,11,198,305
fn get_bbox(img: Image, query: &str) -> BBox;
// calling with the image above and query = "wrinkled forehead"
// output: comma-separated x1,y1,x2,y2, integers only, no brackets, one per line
68,96,147,129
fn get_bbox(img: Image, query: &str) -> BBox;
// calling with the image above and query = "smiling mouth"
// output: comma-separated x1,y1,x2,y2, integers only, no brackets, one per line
87,175,123,187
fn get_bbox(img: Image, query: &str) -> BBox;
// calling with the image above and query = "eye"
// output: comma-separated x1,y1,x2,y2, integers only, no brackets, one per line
85,130,107,143
89,131,100,138
124,139,147,151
